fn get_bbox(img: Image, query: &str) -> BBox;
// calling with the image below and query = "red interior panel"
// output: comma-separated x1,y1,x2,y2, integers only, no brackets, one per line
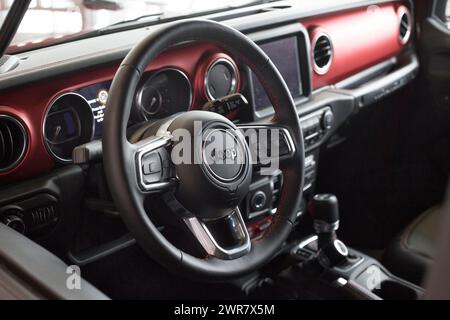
302,3,408,89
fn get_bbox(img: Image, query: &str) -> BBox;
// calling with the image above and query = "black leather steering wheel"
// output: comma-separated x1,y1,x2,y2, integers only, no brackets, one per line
103,19,305,281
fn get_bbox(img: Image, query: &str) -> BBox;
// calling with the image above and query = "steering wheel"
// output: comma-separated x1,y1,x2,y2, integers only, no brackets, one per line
103,19,305,281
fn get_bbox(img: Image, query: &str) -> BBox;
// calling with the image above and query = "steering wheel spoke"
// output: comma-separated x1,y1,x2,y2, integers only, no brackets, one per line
237,123,296,168
131,135,176,194
182,207,251,260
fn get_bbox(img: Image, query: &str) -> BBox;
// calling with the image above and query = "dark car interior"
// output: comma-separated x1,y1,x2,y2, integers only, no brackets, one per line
0,0,449,300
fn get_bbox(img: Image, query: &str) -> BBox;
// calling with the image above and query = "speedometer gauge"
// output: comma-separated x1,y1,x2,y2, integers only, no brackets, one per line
136,68,192,120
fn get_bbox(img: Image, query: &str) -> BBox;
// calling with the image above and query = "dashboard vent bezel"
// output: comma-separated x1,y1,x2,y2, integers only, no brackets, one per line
312,32,333,75
0,114,28,173
398,8,412,45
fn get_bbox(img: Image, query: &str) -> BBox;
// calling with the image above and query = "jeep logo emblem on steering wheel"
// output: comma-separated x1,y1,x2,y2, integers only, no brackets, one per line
202,128,246,183
212,148,238,162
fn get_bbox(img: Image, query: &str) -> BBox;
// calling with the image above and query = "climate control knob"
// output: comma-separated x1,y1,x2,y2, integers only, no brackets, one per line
322,109,334,130
1,212,25,234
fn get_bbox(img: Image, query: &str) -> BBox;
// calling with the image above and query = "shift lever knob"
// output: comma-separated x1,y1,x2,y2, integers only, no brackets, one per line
310,194,340,234
310,194,348,268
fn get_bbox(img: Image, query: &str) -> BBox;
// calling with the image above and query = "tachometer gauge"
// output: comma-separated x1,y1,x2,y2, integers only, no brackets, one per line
136,68,192,120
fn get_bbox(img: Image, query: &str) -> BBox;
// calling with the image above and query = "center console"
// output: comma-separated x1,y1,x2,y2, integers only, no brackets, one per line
292,236,423,300
245,194,423,300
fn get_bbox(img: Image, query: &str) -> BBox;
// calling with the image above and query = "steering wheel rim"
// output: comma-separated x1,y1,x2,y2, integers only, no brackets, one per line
103,19,305,281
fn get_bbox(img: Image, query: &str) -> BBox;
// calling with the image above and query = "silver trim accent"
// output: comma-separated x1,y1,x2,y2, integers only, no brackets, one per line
2,214,26,234
183,207,251,260
204,58,238,101
43,92,95,163
237,125,296,161
398,8,412,45
333,239,349,257
136,68,193,119
333,277,348,288
312,32,333,75
134,135,173,192
0,115,28,173
297,235,318,249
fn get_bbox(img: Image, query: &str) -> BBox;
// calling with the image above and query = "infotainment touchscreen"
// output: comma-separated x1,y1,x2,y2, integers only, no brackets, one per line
252,36,302,111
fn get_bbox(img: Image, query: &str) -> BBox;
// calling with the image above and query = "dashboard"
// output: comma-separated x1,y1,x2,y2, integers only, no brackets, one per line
40,28,312,164
0,0,417,184
39,21,315,165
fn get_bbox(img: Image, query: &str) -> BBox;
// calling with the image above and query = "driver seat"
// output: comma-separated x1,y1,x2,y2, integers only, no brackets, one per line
383,205,442,286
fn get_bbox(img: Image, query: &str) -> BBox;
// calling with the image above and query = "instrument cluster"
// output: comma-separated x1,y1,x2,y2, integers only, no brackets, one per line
43,58,242,163
134,68,192,120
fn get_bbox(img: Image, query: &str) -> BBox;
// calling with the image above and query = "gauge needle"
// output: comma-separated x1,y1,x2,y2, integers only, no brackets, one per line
53,125,62,141
150,97,157,108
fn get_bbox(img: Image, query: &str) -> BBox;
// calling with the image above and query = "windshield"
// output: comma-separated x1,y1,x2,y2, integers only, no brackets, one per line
1,0,272,54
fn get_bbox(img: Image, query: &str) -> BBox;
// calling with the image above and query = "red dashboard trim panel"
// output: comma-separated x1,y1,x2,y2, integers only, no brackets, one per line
302,3,409,89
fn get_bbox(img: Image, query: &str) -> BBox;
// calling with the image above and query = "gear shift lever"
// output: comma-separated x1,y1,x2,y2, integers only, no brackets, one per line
310,194,348,268
310,194,339,245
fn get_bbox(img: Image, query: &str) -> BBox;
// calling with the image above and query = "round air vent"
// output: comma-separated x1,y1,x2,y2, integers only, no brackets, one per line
312,32,333,75
398,9,412,45
0,115,27,172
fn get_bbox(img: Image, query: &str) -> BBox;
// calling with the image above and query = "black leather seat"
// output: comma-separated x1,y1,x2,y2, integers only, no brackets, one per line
383,206,441,286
